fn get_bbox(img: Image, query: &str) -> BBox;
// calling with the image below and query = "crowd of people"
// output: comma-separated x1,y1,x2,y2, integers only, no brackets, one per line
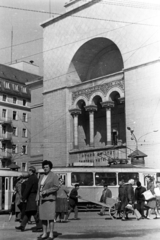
99,176,160,221
10,161,160,239
12,160,80,240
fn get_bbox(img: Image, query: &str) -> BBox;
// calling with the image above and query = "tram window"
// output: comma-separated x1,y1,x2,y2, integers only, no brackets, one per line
71,172,93,186
157,173,160,182
118,172,139,185
95,173,117,186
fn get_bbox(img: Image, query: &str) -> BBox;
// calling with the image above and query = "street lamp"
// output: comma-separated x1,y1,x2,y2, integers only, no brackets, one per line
127,127,158,150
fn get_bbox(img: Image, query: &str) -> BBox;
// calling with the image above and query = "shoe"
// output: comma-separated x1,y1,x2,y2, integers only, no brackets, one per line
37,235,48,240
146,216,150,219
32,228,43,232
15,226,25,231
47,237,54,240
74,218,80,220
98,213,104,216
121,218,125,221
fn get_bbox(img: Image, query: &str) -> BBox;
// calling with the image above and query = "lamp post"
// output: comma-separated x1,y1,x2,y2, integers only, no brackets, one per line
127,127,158,150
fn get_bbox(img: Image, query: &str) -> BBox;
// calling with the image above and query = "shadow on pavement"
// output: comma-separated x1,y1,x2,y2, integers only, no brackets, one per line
58,228,160,239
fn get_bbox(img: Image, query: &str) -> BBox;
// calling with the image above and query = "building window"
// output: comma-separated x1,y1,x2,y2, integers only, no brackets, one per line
13,127,17,136
12,145,17,154
2,109,6,118
22,145,27,154
23,99,26,106
21,162,27,171
22,87,27,93
2,95,7,101
22,113,27,122
4,82,10,89
2,126,6,134
2,143,6,152
13,97,17,104
22,128,27,137
13,111,17,120
14,84,19,91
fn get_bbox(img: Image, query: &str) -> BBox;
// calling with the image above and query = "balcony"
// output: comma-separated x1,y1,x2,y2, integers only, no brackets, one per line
0,133,12,142
0,118,12,125
1,151,12,159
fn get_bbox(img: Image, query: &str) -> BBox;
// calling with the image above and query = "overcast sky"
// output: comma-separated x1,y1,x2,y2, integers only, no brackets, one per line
0,0,66,75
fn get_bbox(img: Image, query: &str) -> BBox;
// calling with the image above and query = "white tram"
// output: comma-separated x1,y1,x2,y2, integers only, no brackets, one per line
0,169,23,211
38,164,160,208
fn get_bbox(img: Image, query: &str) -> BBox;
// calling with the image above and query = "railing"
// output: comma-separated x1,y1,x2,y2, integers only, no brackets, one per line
0,133,12,141
1,151,12,159
0,118,12,125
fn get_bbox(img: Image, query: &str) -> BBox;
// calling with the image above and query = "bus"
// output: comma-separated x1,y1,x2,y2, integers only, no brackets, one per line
37,164,160,209
0,169,26,211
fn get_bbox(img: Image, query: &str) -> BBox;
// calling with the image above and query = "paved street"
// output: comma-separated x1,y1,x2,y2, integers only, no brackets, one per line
0,212,160,240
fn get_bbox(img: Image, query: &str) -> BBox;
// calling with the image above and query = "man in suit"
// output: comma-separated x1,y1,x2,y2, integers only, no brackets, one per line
15,166,41,231
66,184,80,220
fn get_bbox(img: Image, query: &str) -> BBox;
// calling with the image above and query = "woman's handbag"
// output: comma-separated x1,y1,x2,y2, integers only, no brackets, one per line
142,190,154,200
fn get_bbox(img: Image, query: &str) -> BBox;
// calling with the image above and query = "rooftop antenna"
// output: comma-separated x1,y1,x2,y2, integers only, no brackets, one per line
11,26,13,64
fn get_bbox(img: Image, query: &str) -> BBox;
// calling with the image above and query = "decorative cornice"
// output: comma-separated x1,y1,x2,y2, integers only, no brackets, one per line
85,104,97,112
101,101,114,109
72,79,124,103
69,108,81,115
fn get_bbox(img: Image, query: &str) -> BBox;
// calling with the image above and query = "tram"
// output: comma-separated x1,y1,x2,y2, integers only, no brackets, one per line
0,169,23,211
38,164,160,208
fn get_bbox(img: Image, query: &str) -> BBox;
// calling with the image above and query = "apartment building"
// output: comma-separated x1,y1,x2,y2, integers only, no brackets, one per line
0,63,41,170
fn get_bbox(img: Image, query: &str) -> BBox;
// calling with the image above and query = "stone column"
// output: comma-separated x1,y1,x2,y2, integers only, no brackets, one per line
69,108,81,149
101,101,114,145
85,105,97,147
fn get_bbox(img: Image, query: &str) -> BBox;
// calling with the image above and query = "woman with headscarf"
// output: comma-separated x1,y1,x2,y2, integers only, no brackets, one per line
36,160,59,240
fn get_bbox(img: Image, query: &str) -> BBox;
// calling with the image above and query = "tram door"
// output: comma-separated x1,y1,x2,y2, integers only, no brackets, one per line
0,177,5,210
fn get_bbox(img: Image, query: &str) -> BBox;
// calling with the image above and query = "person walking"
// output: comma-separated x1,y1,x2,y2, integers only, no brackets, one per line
36,160,59,240
66,184,80,220
55,177,69,222
121,179,135,221
15,176,23,221
135,181,146,218
99,184,112,216
15,166,40,231
145,175,160,219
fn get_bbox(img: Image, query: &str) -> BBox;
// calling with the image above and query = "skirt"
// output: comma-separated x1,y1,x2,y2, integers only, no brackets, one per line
39,200,56,220
146,198,157,209
56,198,68,213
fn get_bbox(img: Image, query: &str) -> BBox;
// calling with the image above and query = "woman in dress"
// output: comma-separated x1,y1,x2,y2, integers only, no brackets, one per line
145,175,159,219
55,177,69,222
36,160,59,240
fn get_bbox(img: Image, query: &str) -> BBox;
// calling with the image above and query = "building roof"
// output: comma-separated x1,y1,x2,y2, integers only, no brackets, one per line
0,64,41,84
128,149,147,158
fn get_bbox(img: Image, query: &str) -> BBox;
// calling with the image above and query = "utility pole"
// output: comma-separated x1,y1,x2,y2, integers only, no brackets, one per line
11,26,13,64
49,0,52,18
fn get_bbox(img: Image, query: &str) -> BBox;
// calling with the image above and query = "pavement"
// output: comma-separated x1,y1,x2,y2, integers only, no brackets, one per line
0,212,160,240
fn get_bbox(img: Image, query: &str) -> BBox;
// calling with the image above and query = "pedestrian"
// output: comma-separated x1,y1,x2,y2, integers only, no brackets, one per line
145,175,160,219
15,176,23,221
36,160,59,240
15,166,41,231
66,184,80,220
121,179,135,221
135,181,146,218
155,181,160,216
116,180,126,218
55,177,69,223
99,184,112,216
8,187,16,221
